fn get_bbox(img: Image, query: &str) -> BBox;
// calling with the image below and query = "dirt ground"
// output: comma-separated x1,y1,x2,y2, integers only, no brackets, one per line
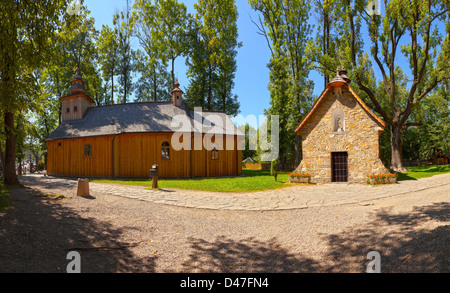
0,178,448,273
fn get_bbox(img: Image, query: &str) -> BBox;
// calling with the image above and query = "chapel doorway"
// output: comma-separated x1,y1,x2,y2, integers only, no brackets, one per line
331,152,348,182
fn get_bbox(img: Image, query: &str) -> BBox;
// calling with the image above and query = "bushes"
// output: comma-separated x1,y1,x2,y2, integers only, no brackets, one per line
270,160,278,181
38,162,45,171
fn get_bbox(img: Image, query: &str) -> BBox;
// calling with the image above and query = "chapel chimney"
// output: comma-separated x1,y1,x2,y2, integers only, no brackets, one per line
171,79,183,107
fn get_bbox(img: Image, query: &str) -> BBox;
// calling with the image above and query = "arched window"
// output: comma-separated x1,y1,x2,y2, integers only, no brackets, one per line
161,142,170,160
211,143,219,160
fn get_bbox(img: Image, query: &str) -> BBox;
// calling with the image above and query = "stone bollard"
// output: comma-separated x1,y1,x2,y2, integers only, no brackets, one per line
77,178,90,197
149,164,159,189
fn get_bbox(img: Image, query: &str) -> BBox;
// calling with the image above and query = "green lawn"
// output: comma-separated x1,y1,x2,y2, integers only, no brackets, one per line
91,165,450,192
93,169,297,193
397,165,450,181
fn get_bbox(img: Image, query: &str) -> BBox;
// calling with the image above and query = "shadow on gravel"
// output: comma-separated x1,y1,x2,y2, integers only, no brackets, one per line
325,202,449,273
178,236,323,273
0,186,156,273
179,203,449,273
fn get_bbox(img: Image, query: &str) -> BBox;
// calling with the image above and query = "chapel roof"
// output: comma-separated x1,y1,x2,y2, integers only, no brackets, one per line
294,69,386,134
47,101,243,141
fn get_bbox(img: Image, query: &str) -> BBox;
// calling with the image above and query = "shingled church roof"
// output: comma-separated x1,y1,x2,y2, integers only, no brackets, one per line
47,101,243,141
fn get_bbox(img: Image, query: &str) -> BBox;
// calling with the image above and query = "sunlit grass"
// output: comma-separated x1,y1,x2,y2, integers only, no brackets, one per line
92,169,302,192
397,165,450,181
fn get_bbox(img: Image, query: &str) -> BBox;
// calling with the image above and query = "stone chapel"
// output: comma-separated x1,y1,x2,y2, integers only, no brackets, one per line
294,69,389,183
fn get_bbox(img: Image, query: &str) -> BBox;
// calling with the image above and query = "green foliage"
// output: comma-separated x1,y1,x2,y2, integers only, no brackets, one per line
397,165,450,181
249,0,315,167
270,159,278,176
134,51,172,102
184,0,241,116
15,111,28,166
238,124,258,162
133,0,189,88
133,0,190,101
114,8,136,104
0,180,12,210
98,24,120,105
0,0,71,112
402,85,450,160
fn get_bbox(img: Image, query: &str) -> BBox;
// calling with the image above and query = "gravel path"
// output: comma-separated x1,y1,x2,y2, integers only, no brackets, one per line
17,173,450,210
0,174,448,273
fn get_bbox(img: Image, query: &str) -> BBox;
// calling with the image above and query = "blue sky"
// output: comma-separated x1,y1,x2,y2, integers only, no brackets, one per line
84,0,441,123
84,0,325,122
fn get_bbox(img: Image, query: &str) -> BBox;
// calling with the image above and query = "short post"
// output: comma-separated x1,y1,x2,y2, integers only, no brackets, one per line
77,178,90,197
149,164,159,189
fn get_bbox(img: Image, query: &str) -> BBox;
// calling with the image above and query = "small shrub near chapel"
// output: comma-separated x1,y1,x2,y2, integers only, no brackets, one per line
288,172,312,184
367,173,397,185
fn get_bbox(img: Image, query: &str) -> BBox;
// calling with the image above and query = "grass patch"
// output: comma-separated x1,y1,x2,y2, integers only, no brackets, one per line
397,165,450,181
92,169,300,192
0,180,12,210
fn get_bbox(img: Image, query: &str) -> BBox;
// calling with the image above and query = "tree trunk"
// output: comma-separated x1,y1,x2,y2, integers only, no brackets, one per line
171,57,175,87
0,147,5,176
207,65,212,110
278,148,286,171
153,69,157,102
111,70,114,104
123,77,127,104
294,133,301,169
323,8,330,88
4,112,18,185
390,124,408,172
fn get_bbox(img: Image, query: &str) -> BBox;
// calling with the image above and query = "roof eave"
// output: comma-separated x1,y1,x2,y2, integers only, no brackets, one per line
294,82,386,134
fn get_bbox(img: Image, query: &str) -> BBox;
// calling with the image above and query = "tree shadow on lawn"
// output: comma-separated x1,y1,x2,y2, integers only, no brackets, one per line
397,172,418,181
398,164,450,181
178,203,449,273
0,186,156,273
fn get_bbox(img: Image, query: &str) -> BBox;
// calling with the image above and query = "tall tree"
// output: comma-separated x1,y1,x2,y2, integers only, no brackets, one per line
133,0,189,88
132,1,173,101
0,0,69,184
249,0,314,168
42,12,100,121
184,18,211,109
340,0,450,171
114,7,136,104
403,82,450,160
185,0,241,116
308,0,341,88
134,51,172,102
98,24,120,105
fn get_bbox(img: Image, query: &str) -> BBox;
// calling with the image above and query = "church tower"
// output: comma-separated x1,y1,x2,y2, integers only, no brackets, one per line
171,79,183,107
60,68,94,122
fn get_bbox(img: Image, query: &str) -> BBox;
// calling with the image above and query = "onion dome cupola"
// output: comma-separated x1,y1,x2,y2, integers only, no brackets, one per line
69,67,86,95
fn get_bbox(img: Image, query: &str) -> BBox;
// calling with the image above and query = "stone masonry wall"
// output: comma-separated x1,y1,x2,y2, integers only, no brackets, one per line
295,86,388,183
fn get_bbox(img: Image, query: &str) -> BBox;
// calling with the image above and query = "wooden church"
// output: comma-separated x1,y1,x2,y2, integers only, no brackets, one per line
46,68,243,178
294,69,388,183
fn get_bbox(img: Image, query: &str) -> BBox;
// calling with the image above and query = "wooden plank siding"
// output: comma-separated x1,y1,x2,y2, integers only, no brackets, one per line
47,136,114,177
47,132,242,178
